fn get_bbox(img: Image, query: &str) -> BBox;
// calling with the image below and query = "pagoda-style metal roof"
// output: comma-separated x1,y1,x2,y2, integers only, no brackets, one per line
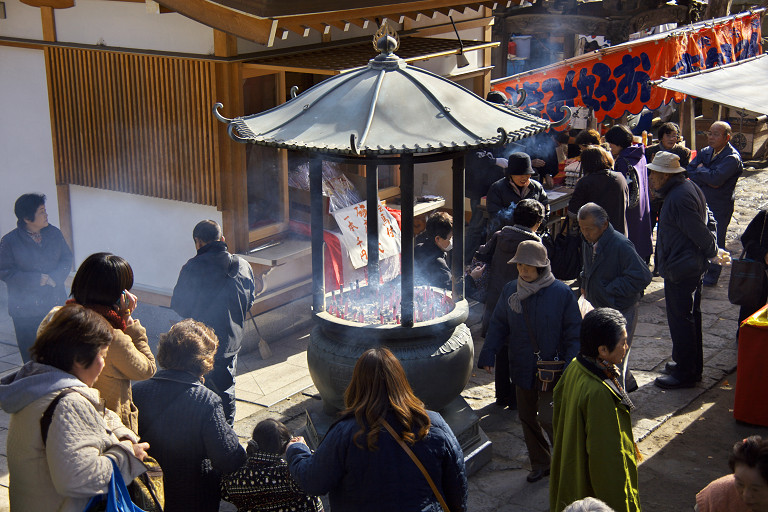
215,28,554,156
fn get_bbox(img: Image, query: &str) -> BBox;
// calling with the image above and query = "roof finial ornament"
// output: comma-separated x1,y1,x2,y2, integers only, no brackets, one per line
373,20,399,56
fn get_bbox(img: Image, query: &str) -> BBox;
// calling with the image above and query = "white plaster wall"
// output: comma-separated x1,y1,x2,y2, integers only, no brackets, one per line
69,186,222,292
0,46,59,236
0,0,44,39
54,0,214,54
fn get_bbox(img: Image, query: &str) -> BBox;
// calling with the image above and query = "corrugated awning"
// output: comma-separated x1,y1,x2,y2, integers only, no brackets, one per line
243,36,497,74
655,54,768,115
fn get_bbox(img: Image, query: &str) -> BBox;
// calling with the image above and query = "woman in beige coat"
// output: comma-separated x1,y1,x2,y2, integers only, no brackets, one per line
0,304,150,512
67,252,156,432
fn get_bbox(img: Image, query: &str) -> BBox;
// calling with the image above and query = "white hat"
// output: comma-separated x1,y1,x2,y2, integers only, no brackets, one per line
647,151,686,174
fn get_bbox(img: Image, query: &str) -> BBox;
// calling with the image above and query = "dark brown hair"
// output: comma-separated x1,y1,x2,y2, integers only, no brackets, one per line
580,145,615,175
157,319,218,378
31,304,113,372
342,347,431,451
251,419,292,455
425,211,453,241
574,129,601,147
729,435,768,483
70,253,134,308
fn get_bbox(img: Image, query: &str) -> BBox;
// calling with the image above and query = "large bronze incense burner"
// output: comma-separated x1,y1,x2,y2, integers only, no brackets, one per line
215,24,565,473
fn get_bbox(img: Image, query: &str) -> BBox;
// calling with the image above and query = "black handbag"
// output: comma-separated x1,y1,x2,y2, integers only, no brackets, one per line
729,249,768,306
546,219,581,281
729,214,768,306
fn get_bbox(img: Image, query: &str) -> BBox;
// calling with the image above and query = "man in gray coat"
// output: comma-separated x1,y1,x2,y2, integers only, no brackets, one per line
578,203,652,392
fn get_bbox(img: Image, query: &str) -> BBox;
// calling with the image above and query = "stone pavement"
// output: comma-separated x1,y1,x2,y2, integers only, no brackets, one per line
0,165,765,511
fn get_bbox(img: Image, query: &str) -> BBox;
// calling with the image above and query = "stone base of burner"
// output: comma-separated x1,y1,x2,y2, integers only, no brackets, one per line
299,395,492,476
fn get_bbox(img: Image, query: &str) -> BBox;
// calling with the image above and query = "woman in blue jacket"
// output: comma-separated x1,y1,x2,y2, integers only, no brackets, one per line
478,240,581,484
286,347,467,512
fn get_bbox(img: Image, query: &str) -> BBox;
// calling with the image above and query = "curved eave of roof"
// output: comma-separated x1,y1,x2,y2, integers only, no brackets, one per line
223,57,551,156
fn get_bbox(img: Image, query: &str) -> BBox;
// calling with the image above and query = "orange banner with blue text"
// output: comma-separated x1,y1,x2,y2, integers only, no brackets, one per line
491,11,763,124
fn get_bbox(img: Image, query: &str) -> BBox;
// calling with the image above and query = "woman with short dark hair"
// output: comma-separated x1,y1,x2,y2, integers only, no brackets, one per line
286,347,467,512
221,419,322,512
0,304,149,512
133,319,247,512
605,124,653,261
0,193,72,362
550,307,640,512
568,146,629,236
64,252,156,432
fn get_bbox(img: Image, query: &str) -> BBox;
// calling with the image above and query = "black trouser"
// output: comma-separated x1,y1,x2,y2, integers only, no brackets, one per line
664,276,704,382
711,202,734,249
495,346,515,405
204,353,238,426
12,314,46,363
465,197,487,262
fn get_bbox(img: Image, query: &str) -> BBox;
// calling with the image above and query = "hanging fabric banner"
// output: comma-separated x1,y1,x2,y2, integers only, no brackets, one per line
491,11,763,123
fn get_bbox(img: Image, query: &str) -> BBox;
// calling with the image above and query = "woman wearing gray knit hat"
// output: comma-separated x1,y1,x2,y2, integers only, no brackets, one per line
477,240,581,484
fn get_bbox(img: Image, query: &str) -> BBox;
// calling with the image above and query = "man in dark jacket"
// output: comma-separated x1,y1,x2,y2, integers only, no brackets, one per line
687,121,743,286
578,203,652,392
486,152,549,235
648,152,717,389
171,220,257,425
465,149,507,261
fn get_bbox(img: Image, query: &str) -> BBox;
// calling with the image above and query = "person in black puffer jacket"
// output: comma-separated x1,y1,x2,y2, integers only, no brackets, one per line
133,320,247,512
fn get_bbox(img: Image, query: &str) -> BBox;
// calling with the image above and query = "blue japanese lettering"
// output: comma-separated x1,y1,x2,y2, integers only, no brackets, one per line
592,62,617,111
541,70,578,121
614,53,652,104
576,68,600,111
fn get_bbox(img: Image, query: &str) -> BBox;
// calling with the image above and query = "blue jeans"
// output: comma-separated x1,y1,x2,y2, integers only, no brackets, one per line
204,353,238,426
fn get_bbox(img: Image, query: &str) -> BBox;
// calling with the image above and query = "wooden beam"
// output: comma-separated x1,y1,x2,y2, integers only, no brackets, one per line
21,0,73,7
410,15,492,37
41,6,56,42
280,23,312,37
213,29,237,57
157,0,277,45
348,18,370,29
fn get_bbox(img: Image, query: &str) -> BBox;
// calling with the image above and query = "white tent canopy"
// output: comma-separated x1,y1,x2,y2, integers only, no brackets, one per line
655,54,768,116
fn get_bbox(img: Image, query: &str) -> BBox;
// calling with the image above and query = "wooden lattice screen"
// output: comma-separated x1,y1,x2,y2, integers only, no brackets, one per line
46,47,220,206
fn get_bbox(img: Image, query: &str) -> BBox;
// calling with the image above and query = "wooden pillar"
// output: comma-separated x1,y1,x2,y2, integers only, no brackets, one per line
213,31,248,252
41,7,56,42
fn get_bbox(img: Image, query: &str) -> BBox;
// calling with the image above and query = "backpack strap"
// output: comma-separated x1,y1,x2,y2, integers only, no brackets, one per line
40,389,78,446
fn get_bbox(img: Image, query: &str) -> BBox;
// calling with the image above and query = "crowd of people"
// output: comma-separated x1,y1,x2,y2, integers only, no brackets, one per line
0,109,763,511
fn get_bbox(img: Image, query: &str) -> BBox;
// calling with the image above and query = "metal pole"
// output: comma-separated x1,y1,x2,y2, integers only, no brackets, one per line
310,156,325,314
401,154,415,327
366,162,380,289
452,154,465,301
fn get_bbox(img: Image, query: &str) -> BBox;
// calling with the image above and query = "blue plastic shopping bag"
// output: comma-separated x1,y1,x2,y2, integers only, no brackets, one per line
84,458,146,512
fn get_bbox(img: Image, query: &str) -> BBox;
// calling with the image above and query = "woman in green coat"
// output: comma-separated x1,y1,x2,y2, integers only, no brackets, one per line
549,308,640,512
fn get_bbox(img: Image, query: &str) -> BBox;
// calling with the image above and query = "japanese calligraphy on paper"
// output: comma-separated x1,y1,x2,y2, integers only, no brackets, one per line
332,201,401,269
491,12,762,123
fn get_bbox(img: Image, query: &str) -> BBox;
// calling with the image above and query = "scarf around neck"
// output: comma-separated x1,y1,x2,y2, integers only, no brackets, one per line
66,298,126,331
507,265,556,313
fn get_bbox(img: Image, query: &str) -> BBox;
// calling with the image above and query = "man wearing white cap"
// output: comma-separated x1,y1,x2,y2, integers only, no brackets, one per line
648,152,717,389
